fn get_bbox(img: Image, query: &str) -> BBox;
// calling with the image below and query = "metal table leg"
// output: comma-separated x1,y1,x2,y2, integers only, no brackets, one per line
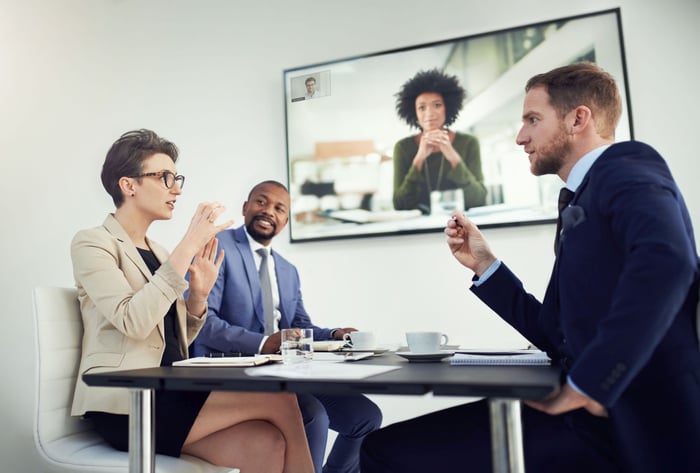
489,398,525,473
129,388,155,473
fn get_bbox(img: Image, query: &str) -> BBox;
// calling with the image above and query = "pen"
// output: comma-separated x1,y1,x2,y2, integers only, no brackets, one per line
207,352,244,358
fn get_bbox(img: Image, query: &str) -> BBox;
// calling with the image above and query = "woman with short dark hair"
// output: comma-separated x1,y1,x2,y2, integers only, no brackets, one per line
71,129,314,473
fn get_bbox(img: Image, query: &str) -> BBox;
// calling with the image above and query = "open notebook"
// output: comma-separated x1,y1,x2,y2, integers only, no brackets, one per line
313,340,346,352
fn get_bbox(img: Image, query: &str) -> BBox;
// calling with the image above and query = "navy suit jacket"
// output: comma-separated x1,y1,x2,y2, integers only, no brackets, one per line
191,226,333,356
473,141,700,471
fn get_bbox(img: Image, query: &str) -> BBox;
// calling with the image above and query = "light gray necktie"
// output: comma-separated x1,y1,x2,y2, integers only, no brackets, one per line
256,248,275,335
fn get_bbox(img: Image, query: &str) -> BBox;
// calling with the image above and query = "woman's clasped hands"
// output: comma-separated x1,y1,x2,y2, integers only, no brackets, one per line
415,129,461,170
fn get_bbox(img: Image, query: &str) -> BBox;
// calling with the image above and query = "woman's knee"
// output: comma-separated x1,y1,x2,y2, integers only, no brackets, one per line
250,420,286,456
182,420,286,469
223,420,286,468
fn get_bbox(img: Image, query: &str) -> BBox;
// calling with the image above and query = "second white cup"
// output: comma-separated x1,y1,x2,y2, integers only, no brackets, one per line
405,331,449,354
343,331,376,350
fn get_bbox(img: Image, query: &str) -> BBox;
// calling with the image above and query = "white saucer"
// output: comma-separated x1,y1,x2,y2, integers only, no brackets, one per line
395,351,454,362
340,347,389,355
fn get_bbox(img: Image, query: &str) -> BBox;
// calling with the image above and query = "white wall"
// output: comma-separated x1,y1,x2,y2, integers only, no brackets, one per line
2,0,698,471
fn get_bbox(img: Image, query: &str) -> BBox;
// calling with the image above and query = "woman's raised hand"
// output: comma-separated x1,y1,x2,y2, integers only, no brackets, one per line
184,202,234,250
186,237,225,316
169,202,233,280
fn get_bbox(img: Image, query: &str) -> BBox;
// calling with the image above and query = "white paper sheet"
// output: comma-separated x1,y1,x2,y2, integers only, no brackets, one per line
244,363,400,379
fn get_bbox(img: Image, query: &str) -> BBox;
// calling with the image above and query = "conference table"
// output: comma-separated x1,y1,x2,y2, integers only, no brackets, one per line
83,352,560,473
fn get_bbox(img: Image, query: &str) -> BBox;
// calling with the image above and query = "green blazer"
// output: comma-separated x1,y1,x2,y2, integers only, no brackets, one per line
392,131,487,211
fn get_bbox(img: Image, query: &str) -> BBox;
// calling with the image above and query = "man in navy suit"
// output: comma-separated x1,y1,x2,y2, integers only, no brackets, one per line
192,180,381,473
360,63,700,472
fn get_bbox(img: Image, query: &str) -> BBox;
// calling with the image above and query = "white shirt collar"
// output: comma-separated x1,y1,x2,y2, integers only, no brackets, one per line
244,227,272,255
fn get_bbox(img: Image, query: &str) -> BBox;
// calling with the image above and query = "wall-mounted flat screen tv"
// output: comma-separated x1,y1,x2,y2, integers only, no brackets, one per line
283,8,632,243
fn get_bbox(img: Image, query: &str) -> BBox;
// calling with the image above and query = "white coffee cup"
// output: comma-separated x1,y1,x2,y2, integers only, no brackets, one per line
342,331,376,350
406,331,449,354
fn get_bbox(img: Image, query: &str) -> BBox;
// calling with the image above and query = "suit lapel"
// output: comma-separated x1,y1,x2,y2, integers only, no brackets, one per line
103,215,153,280
103,214,167,343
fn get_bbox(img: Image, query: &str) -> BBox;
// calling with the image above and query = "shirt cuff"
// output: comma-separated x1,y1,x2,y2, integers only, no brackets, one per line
257,336,268,354
472,259,501,287
567,375,592,398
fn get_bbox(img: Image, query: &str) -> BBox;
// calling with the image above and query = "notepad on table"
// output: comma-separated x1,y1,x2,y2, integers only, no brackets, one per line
450,350,550,366
173,356,273,367
313,340,347,352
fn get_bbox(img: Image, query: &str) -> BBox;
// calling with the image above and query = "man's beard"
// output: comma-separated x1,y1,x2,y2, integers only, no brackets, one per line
531,124,570,176
246,216,276,242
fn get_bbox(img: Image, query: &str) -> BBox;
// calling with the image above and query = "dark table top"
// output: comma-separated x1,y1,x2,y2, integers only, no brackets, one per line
84,353,561,401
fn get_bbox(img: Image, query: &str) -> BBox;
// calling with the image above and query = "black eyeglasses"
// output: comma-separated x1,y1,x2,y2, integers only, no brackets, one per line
130,171,185,189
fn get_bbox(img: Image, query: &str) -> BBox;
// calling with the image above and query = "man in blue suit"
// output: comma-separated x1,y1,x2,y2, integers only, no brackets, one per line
192,180,381,473
361,63,700,472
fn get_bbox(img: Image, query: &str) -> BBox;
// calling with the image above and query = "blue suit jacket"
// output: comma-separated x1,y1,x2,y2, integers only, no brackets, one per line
191,226,333,356
473,141,700,471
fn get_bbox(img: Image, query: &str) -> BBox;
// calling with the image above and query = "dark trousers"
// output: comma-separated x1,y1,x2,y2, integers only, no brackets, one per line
299,392,382,473
360,399,619,473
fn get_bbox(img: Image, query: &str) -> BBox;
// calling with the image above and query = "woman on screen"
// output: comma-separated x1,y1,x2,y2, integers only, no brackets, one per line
70,129,314,473
392,69,487,212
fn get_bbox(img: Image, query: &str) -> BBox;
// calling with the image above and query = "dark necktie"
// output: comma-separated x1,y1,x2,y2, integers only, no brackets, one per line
256,248,275,335
554,187,575,255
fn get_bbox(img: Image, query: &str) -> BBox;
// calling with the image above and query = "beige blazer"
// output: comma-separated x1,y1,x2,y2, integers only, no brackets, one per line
70,214,205,416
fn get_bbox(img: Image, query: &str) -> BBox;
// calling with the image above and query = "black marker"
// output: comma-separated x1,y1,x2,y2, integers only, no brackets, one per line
207,352,244,358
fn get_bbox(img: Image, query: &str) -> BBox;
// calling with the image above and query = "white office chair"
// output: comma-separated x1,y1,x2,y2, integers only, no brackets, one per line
32,286,239,473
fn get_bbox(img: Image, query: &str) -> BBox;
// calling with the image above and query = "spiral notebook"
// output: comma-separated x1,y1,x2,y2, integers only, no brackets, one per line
450,350,550,366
